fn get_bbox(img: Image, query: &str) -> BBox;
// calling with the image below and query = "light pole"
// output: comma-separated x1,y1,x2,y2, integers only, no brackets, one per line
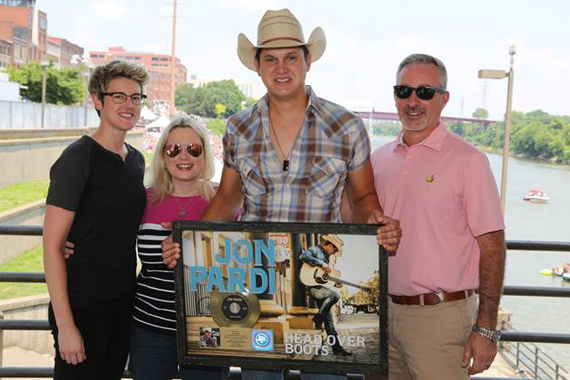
40,61,48,129
478,45,516,214
71,54,93,127
83,71,90,127
169,0,178,117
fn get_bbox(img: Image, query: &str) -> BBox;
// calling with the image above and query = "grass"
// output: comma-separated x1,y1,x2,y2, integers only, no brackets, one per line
0,246,47,300
0,179,50,214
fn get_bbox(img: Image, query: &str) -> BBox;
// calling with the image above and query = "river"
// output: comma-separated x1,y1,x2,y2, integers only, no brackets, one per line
371,135,570,368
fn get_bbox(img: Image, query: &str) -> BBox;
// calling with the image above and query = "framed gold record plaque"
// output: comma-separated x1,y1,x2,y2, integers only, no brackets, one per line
173,221,388,376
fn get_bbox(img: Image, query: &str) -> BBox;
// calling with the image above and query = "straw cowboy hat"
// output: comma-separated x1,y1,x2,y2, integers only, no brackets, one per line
320,234,344,255
237,8,327,71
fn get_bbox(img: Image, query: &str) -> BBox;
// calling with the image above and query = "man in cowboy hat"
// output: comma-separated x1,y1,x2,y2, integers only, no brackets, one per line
201,9,400,240
163,8,401,380
299,235,352,356
200,328,218,347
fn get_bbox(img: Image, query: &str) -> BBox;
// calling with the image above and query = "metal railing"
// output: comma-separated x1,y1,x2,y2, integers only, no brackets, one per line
1,225,570,379
499,320,569,379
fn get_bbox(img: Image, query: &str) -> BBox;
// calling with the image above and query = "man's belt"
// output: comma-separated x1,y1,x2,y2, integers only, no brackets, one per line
389,290,474,306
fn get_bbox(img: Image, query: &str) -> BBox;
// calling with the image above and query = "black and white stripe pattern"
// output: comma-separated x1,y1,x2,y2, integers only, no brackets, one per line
132,223,177,334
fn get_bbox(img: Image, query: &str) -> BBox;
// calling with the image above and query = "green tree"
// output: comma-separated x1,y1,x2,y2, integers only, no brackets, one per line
175,80,245,118
203,80,245,117
472,108,489,119
206,118,226,136
214,103,227,118
175,84,206,116
8,62,85,105
244,96,258,108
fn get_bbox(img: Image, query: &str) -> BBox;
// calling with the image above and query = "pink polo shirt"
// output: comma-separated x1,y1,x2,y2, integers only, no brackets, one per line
371,123,504,296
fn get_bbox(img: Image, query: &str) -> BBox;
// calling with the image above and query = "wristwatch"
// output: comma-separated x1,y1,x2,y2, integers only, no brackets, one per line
472,324,501,343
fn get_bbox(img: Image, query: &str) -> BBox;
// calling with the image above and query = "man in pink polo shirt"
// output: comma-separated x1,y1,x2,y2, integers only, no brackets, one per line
371,53,506,379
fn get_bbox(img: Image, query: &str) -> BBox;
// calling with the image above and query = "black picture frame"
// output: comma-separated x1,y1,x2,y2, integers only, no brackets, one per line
173,221,388,376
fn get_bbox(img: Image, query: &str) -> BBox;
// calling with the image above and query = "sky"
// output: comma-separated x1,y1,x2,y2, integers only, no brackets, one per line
35,0,570,120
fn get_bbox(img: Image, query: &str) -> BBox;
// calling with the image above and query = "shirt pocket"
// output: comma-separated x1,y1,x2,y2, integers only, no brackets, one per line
236,155,267,196
305,157,347,199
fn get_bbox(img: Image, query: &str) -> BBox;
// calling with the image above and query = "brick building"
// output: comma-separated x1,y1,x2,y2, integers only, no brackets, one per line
46,36,84,68
89,46,187,108
0,0,47,68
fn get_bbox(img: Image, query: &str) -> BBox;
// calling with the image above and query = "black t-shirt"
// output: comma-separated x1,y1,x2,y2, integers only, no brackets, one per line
46,135,146,304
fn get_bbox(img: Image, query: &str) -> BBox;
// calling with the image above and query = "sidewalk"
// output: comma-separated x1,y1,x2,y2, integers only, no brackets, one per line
2,346,53,380
484,352,521,378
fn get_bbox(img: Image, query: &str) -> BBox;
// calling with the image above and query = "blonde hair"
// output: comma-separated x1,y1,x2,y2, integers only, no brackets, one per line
148,115,216,205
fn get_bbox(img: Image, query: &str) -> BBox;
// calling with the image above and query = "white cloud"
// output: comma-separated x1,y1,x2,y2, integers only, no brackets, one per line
90,0,129,20
216,0,282,12
160,5,173,17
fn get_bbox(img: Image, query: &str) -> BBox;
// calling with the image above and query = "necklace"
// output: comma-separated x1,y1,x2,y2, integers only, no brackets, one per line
173,196,194,217
269,116,291,171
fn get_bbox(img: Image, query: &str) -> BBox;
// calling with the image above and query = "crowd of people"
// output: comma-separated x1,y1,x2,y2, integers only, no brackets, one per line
43,7,506,380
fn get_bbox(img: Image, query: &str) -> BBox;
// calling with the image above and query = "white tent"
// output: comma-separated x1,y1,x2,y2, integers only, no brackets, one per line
146,115,170,130
212,158,224,184
140,106,158,121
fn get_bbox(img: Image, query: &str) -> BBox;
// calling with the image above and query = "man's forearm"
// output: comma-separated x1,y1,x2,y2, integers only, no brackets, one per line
202,192,243,221
351,192,382,223
476,230,506,328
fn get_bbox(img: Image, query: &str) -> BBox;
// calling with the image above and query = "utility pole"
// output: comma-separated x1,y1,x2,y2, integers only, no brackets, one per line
169,0,177,117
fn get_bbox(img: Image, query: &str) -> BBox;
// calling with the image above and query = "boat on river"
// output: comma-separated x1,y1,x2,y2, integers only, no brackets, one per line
523,189,550,203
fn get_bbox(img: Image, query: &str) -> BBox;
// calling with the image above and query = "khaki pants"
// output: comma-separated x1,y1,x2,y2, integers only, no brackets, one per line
388,295,477,380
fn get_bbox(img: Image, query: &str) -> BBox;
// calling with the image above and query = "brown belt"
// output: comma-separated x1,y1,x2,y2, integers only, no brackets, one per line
390,290,474,306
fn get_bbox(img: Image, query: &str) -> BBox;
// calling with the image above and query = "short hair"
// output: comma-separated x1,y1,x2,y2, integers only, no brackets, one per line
255,45,310,65
396,53,448,90
88,60,149,113
147,115,216,205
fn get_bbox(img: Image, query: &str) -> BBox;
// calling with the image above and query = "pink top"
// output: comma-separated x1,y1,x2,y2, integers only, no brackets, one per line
371,124,504,296
142,189,210,224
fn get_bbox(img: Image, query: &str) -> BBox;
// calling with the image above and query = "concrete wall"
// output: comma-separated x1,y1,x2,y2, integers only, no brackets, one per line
0,129,144,188
0,294,53,355
0,100,100,129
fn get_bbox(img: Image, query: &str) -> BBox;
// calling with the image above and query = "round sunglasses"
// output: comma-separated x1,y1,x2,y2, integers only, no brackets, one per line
164,143,203,158
393,85,445,100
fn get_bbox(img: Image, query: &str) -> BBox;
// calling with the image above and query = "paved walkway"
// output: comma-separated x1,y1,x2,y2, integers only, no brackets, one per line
2,346,54,380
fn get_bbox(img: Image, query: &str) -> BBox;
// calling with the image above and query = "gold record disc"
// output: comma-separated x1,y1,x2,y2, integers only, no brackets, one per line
210,291,261,328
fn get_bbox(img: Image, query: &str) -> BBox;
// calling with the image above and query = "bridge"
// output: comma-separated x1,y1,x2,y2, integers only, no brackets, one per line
354,110,498,128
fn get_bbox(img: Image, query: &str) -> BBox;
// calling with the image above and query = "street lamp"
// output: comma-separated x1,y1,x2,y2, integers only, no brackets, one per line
40,61,49,129
478,45,516,214
71,54,93,127
83,71,90,127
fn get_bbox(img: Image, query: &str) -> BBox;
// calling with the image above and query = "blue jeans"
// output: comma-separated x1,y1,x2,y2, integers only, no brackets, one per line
309,286,341,339
129,324,229,380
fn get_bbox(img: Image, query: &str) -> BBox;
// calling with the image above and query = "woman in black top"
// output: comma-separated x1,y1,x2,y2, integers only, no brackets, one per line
43,60,149,380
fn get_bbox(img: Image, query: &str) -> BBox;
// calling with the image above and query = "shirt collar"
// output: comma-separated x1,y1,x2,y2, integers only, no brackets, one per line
250,85,322,119
394,122,448,152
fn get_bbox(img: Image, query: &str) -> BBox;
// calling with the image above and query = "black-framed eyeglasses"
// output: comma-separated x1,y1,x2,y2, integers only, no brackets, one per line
101,92,147,105
164,143,203,158
393,85,445,100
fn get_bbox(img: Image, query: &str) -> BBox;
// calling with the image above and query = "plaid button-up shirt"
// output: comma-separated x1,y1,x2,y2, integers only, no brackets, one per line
223,86,370,223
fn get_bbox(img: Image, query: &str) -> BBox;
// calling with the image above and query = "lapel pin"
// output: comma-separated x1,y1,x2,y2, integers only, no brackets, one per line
426,175,434,183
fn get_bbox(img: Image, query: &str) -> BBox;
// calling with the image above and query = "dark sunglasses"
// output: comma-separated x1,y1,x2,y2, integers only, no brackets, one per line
164,143,203,158
393,85,445,100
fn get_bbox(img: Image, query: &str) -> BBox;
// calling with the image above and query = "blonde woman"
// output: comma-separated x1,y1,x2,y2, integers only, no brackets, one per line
43,60,149,379
128,115,228,380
